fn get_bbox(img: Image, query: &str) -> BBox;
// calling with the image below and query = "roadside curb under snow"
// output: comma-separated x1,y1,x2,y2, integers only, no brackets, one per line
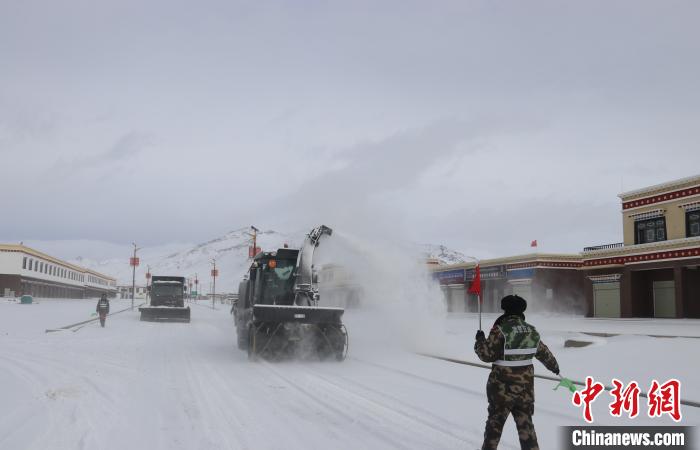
418,353,700,409
45,303,146,333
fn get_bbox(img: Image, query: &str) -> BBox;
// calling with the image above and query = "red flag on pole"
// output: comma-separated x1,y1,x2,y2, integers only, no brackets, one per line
530,240,538,248
468,265,481,296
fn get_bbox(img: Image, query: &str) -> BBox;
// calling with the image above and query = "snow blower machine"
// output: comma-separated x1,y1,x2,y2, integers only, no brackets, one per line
139,276,191,323
234,225,348,361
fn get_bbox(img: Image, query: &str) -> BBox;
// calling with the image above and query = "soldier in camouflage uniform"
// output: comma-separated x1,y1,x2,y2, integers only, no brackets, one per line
474,295,560,450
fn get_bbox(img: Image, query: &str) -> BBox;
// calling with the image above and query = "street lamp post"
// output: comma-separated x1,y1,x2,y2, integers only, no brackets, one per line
145,265,151,303
211,259,217,309
130,243,141,311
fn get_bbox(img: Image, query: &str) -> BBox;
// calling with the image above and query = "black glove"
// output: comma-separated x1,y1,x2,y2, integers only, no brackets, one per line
554,368,560,376
475,330,485,341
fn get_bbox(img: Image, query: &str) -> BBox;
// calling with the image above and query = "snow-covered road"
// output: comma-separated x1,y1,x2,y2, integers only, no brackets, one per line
0,299,479,449
1,299,697,450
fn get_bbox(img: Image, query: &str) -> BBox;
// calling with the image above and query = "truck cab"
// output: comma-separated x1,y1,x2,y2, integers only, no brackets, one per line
149,276,186,308
233,226,347,361
234,249,299,347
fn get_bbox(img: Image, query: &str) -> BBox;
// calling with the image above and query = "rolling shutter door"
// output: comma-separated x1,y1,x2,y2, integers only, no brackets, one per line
653,280,675,318
593,282,621,318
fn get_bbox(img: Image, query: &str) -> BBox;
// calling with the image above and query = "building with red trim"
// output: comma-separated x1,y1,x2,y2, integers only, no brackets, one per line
583,175,700,318
431,175,700,318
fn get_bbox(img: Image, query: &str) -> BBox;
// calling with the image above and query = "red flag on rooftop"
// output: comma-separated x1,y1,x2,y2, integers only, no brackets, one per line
468,265,481,296
531,240,538,248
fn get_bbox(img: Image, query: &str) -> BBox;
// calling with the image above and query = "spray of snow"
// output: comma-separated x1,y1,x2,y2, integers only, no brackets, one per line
315,230,449,355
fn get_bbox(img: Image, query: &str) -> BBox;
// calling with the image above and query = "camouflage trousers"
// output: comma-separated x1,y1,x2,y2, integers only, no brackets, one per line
481,402,539,450
481,370,539,450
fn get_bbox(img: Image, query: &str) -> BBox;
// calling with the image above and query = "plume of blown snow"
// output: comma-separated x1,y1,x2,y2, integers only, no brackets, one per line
315,230,448,355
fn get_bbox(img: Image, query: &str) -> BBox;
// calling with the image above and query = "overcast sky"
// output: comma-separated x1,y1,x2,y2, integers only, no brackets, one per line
2,0,699,258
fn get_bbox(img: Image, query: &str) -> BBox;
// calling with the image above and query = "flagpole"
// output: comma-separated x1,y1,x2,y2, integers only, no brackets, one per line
477,265,482,331
477,286,481,330
465,256,481,331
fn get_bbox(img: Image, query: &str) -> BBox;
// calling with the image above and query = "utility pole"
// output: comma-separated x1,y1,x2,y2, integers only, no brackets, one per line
252,226,258,258
145,265,151,303
247,225,259,259
194,273,198,301
211,259,217,309
130,243,141,311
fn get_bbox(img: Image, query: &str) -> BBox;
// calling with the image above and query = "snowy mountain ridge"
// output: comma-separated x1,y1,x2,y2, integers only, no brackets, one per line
29,228,466,292
417,244,467,265
66,228,301,293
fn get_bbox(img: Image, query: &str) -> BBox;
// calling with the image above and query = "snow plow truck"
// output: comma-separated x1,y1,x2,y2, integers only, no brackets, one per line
139,276,191,323
234,225,348,361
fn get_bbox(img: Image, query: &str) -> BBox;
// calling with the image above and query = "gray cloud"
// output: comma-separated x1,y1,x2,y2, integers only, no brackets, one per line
45,131,153,178
426,199,622,259
101,132,153,163
264,117,540,238
297,119,478,194
1,1,699,254
0,97,59,146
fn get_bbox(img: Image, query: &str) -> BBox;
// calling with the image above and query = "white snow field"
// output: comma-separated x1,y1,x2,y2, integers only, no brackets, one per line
1,299,698,450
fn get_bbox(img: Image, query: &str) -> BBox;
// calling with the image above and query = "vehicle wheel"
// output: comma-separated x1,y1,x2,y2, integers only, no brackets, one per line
247,326,257,361
237,328,248,350
334,324,349,361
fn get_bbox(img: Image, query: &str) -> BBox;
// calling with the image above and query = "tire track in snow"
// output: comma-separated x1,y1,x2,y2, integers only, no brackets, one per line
308,368,484,448
350,356,580,421
0,353,53,449
262,361,468,449
199,358,327,450
0,340,130,450
261,361,410,449
3,346,120,405
351,356,485,397
0,349,114,450
176,347,252,449
302,366,475,447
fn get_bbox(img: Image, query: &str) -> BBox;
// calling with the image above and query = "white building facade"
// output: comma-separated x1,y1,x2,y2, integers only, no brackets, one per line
0,244,117,298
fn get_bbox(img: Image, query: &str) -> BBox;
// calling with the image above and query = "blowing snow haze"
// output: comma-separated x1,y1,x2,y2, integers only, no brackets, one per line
2,1,700,257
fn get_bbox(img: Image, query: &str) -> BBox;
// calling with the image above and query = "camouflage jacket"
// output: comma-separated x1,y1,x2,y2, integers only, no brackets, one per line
474,314,559,381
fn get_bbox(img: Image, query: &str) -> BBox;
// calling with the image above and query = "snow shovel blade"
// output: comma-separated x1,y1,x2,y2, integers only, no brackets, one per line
139,306,191,323
253,304,344,324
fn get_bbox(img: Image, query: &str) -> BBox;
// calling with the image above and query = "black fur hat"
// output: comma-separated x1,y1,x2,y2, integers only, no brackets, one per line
501,295,527,314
